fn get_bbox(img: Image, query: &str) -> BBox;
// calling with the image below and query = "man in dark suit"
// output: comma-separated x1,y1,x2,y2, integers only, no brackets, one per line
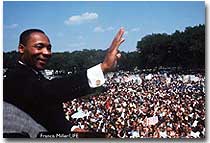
3,28,125,137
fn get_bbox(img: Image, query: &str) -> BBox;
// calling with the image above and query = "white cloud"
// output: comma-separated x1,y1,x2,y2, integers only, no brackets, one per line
4,24,18,29
94,26,114,33
94,26,105,32
65,12,98,25
106,26,114,31
131,28,140,32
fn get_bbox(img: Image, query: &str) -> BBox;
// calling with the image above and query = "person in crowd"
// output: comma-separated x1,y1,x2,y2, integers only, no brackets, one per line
65,71,205,138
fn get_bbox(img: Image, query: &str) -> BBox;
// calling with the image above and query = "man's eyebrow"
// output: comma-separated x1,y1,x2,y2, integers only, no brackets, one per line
34,42,51,46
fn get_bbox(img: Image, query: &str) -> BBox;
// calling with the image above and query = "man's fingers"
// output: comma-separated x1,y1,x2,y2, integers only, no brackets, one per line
113,38,125,53
101,28,125,72
110,28,125,52
120,38,125,45
119,27,125,36
119,27,125,40
116,27,125,42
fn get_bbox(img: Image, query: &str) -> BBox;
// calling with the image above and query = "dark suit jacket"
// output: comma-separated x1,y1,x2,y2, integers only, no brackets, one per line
3,62,94,133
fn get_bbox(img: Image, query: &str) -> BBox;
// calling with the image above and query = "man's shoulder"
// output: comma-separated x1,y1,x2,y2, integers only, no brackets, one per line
4,64,34,80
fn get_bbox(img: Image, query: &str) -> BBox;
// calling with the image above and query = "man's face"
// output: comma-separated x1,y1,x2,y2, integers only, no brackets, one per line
19,32,52,70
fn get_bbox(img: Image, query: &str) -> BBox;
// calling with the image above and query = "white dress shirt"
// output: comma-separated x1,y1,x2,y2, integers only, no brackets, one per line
87,63,105,88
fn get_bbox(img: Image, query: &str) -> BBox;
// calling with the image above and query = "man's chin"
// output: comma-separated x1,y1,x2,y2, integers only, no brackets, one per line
35,64,46,70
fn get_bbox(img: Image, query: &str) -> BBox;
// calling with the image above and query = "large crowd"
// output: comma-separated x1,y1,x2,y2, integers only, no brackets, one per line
63,70,205,138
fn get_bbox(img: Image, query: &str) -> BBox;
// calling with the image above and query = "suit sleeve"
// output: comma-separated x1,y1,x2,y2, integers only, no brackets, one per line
42,64,105,103
42,71,92,103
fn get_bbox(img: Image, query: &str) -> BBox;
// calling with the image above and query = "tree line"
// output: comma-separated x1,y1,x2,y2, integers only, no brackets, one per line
137,24,205,71
3,24,205,73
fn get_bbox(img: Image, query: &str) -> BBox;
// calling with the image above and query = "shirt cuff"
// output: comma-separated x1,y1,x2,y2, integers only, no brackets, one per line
87,63,105,88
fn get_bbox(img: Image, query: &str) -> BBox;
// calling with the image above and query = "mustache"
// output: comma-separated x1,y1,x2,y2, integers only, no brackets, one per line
36,56,51,62
35,54,52,60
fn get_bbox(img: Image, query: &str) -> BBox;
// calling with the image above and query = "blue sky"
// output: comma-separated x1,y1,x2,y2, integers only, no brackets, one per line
3,1,205,52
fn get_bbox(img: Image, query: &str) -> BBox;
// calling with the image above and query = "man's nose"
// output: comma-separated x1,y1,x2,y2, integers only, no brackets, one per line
42,47,52,56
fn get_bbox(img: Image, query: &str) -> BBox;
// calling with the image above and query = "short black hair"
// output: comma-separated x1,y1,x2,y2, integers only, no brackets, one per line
19,29,46,46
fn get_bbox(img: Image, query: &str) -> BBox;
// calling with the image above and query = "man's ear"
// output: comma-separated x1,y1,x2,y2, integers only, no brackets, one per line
18,44,25,54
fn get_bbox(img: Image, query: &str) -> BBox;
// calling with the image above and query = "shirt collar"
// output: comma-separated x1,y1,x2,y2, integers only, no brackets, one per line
18,60,26,66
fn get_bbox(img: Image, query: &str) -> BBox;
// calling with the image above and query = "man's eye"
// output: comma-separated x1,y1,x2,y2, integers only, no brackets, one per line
34,44,44,49
47,45,52,51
